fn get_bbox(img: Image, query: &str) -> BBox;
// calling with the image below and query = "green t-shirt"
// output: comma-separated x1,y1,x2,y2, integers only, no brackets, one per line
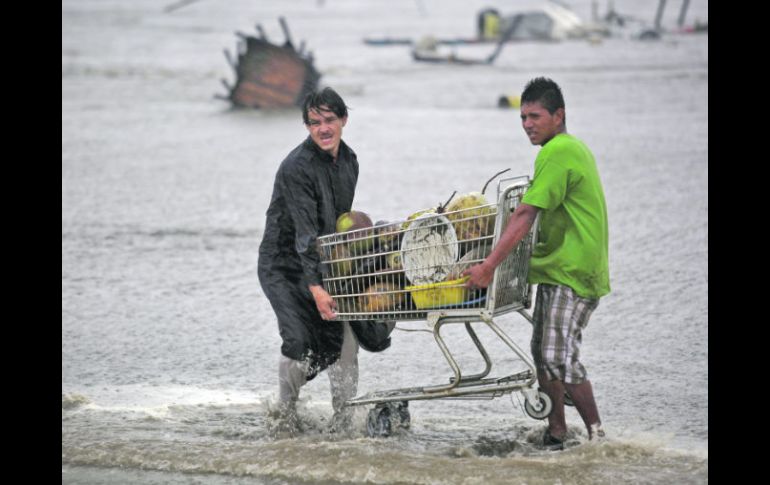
521,133,610,299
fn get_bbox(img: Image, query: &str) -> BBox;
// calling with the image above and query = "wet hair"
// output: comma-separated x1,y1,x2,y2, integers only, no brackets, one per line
302,87,349,125
521,77,566,124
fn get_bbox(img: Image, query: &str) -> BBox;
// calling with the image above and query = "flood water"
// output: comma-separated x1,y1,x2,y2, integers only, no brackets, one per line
62,1,708,483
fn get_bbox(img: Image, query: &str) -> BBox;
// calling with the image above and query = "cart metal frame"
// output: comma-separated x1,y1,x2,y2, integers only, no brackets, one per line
317,177,552,435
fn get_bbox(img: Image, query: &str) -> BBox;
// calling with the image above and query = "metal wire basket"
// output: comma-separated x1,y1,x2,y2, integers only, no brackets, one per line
317,179,537,321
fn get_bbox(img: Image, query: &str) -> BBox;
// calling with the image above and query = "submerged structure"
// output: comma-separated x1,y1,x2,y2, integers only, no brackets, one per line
218,18,321,109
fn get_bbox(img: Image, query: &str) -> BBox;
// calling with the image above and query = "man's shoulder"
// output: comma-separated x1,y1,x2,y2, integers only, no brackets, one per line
342,140,357,159
288,138,317,162
539,134,593,166
279,140,316,173
543,133,586,152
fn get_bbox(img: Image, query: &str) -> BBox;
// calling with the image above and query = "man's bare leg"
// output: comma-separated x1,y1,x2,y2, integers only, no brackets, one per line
564,379,604,439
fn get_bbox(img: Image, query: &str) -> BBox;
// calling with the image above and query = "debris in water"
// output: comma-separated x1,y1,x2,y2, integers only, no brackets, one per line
217,17,321,109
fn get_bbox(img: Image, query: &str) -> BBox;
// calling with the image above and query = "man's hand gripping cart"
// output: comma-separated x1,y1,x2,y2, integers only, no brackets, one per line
317,178,551,437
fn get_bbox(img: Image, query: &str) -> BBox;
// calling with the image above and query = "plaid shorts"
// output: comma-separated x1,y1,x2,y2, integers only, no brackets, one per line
531,284,599,384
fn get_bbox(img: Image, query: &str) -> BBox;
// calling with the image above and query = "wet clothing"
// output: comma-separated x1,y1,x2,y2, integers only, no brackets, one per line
258,137,392,381
522,133,610,299
259,136,358,377
278,321,360,415
530,284,599,384
259,136,358,290
277,320,394,429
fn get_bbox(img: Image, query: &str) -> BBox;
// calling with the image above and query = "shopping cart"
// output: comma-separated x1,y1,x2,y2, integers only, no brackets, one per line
316,177,552,437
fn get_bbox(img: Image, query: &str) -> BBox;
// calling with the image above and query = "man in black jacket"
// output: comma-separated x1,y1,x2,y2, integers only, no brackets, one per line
258,87,393,433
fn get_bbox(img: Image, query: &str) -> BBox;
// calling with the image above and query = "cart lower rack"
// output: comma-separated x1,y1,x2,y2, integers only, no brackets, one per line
317,178,552,436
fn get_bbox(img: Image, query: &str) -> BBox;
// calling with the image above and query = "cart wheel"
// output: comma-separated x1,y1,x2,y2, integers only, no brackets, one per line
564,391,574,407
524,390,553,420
366,405,392,437
394,401,411,429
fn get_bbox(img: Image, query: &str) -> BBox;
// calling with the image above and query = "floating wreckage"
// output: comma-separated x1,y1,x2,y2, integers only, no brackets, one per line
368,4,609,65
410,32,512,65
365,3,608,49
218,17,321,109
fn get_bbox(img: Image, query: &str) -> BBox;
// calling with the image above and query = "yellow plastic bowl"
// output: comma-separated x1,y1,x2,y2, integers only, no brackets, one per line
406,277,470,309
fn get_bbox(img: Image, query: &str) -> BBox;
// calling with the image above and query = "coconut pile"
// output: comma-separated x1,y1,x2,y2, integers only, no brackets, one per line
318,187,499,316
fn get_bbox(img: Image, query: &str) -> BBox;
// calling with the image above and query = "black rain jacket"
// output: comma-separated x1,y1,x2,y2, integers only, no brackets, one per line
258,137,391,380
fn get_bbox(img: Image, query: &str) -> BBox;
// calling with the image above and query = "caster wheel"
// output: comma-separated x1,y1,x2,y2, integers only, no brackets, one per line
366,405,392,437
524,390,553,420
393,401,410,429
366,402,411,437
564,392,574,407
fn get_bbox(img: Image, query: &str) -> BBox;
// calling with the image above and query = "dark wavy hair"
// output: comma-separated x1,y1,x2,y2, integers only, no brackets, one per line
521,77,566,124
302,87,349,125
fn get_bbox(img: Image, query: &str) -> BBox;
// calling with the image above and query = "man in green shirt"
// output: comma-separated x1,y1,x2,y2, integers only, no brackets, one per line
464,77,610,450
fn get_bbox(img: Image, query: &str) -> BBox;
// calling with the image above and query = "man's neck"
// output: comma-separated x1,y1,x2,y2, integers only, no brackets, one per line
330,140,343,161
541,128,567,146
